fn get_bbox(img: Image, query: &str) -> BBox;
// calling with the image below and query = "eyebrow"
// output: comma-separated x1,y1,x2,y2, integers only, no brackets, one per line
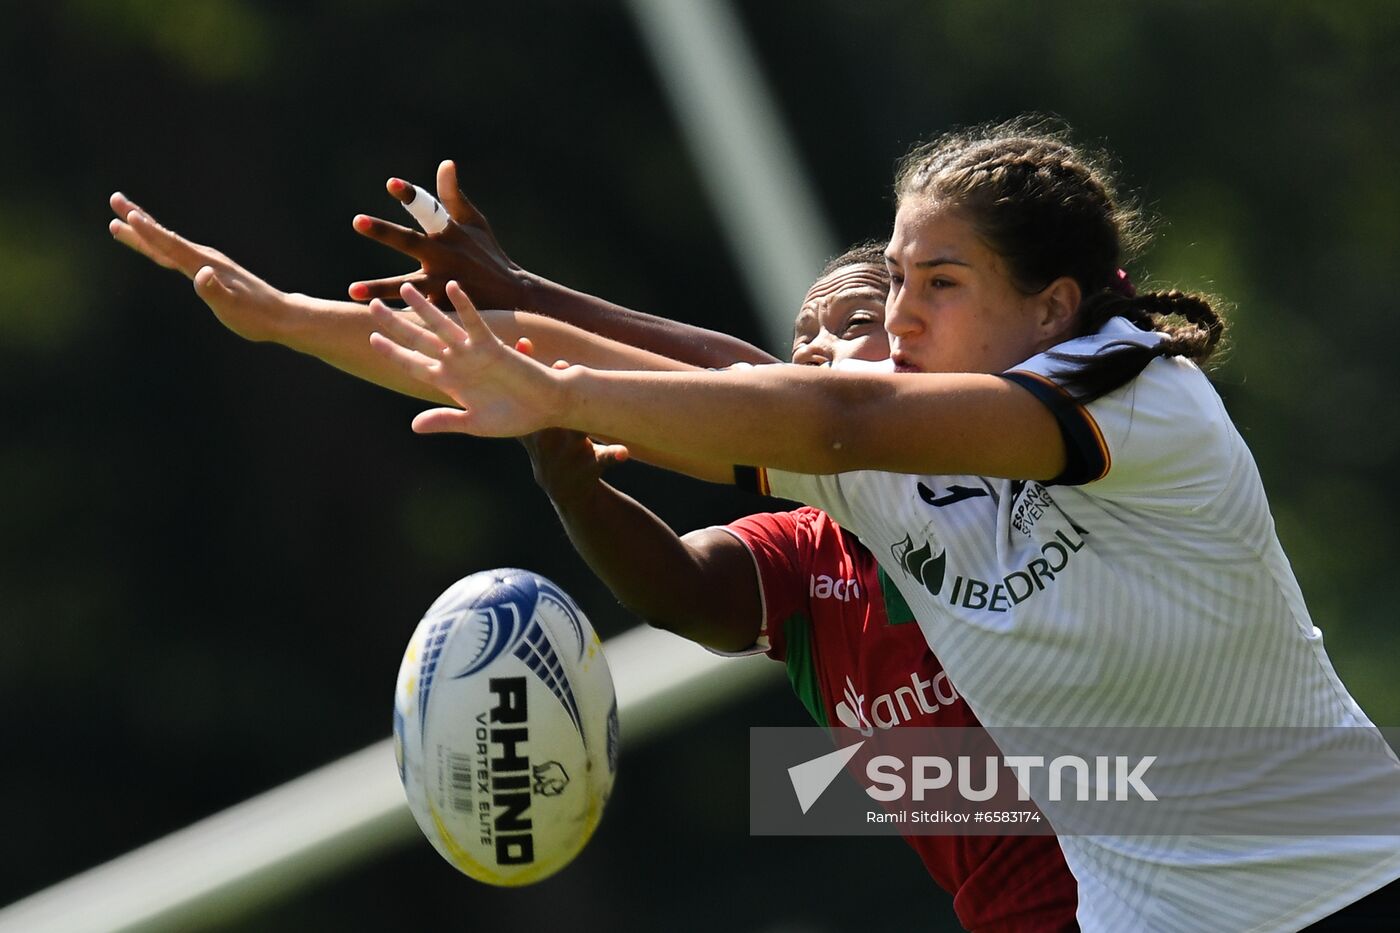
791,310,816,342
883,253,971,270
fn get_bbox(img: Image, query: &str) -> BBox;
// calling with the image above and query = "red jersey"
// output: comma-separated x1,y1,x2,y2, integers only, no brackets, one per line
725,507,1077,933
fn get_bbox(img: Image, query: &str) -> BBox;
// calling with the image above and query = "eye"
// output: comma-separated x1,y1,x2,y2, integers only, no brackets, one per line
841,312,879,335
930,276,955,289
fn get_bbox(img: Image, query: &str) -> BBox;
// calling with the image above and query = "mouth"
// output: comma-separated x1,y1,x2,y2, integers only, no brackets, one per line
891,351,921,373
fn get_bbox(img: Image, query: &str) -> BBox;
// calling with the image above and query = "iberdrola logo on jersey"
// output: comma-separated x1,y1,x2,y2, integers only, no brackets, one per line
892,534,946,597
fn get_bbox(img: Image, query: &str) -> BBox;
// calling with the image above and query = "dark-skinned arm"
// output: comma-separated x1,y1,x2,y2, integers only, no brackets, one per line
521,428,762,652
349,159,780,368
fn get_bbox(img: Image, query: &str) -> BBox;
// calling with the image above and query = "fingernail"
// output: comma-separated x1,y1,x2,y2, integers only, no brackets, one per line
352,215,371,232
349,283,367,299
388,178,407,193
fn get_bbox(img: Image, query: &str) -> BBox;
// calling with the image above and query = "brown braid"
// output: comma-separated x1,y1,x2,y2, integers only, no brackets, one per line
895,116,1229,401
1052,288,1229,400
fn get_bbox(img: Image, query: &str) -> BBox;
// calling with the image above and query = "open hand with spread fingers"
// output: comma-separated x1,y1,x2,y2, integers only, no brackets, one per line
349,160,526,309
368,281,565,438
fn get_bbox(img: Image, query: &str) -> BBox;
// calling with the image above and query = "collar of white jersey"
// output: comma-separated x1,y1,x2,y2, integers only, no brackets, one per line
1021,314,1165,367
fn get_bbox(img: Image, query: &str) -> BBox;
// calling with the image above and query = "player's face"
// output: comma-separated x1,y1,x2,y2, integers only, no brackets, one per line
884,198,1052,374
790,263,890,366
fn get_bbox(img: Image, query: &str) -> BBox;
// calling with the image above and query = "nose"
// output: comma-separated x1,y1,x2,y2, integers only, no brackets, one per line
883,286,921,340
792,331,834,366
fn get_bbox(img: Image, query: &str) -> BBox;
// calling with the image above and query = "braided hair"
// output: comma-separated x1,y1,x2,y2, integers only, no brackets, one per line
894,117,1226,401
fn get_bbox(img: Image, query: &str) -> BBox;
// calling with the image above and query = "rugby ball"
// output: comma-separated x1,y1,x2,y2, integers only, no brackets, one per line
392,569,619,886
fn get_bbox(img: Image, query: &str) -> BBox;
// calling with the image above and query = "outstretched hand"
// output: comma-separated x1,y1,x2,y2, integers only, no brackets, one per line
349,160,525,308
368,281,566,437
107,192,288,342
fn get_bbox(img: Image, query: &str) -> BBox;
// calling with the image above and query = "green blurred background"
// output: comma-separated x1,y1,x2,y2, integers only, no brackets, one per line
3,1,1399,930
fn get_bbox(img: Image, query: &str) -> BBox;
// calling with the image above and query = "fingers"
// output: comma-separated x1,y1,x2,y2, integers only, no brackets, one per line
109,192,163,259
109,191,145,221
352,214,427,256
193,265,233,300
593,441,631,467
437,160,484,226
109,202,185,272
348,273,417,302
369,329,442,386
366,297,448,358
109,214,174,267
442,280,494,342
399,283,470,346
126,209,205,277
386,175,452,233
386,177,414,205
412,407,475,435
399,185,451,235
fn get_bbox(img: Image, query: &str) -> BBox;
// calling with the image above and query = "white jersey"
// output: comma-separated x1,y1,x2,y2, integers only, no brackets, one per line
752,318,1400,931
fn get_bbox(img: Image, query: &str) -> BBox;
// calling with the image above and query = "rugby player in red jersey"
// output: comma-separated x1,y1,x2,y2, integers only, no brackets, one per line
519,245,1078,933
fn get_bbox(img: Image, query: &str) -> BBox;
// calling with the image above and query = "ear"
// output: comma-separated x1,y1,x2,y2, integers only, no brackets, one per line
1036,276,1082,340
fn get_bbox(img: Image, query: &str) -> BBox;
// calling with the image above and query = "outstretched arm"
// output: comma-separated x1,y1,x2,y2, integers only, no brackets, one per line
520,428,761,653
370,282,1069,482
348,160,780,368
107,194,698,403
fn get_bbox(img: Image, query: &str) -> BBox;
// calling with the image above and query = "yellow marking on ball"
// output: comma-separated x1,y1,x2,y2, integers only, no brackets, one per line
426,798,597,887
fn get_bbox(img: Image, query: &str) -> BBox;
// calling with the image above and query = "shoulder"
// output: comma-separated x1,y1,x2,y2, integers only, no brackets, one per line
727,506,865,558
1088,354,1237,501
726,507,802,540
1007,318,1239,504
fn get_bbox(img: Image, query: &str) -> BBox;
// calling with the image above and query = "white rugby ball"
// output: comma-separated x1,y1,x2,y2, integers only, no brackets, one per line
392,568,618,886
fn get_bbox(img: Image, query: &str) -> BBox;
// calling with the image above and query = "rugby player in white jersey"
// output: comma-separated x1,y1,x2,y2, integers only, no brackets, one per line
367,118,1400,930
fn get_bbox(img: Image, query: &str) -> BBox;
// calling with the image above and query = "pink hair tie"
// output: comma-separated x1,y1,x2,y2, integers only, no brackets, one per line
1111,268,1137,298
